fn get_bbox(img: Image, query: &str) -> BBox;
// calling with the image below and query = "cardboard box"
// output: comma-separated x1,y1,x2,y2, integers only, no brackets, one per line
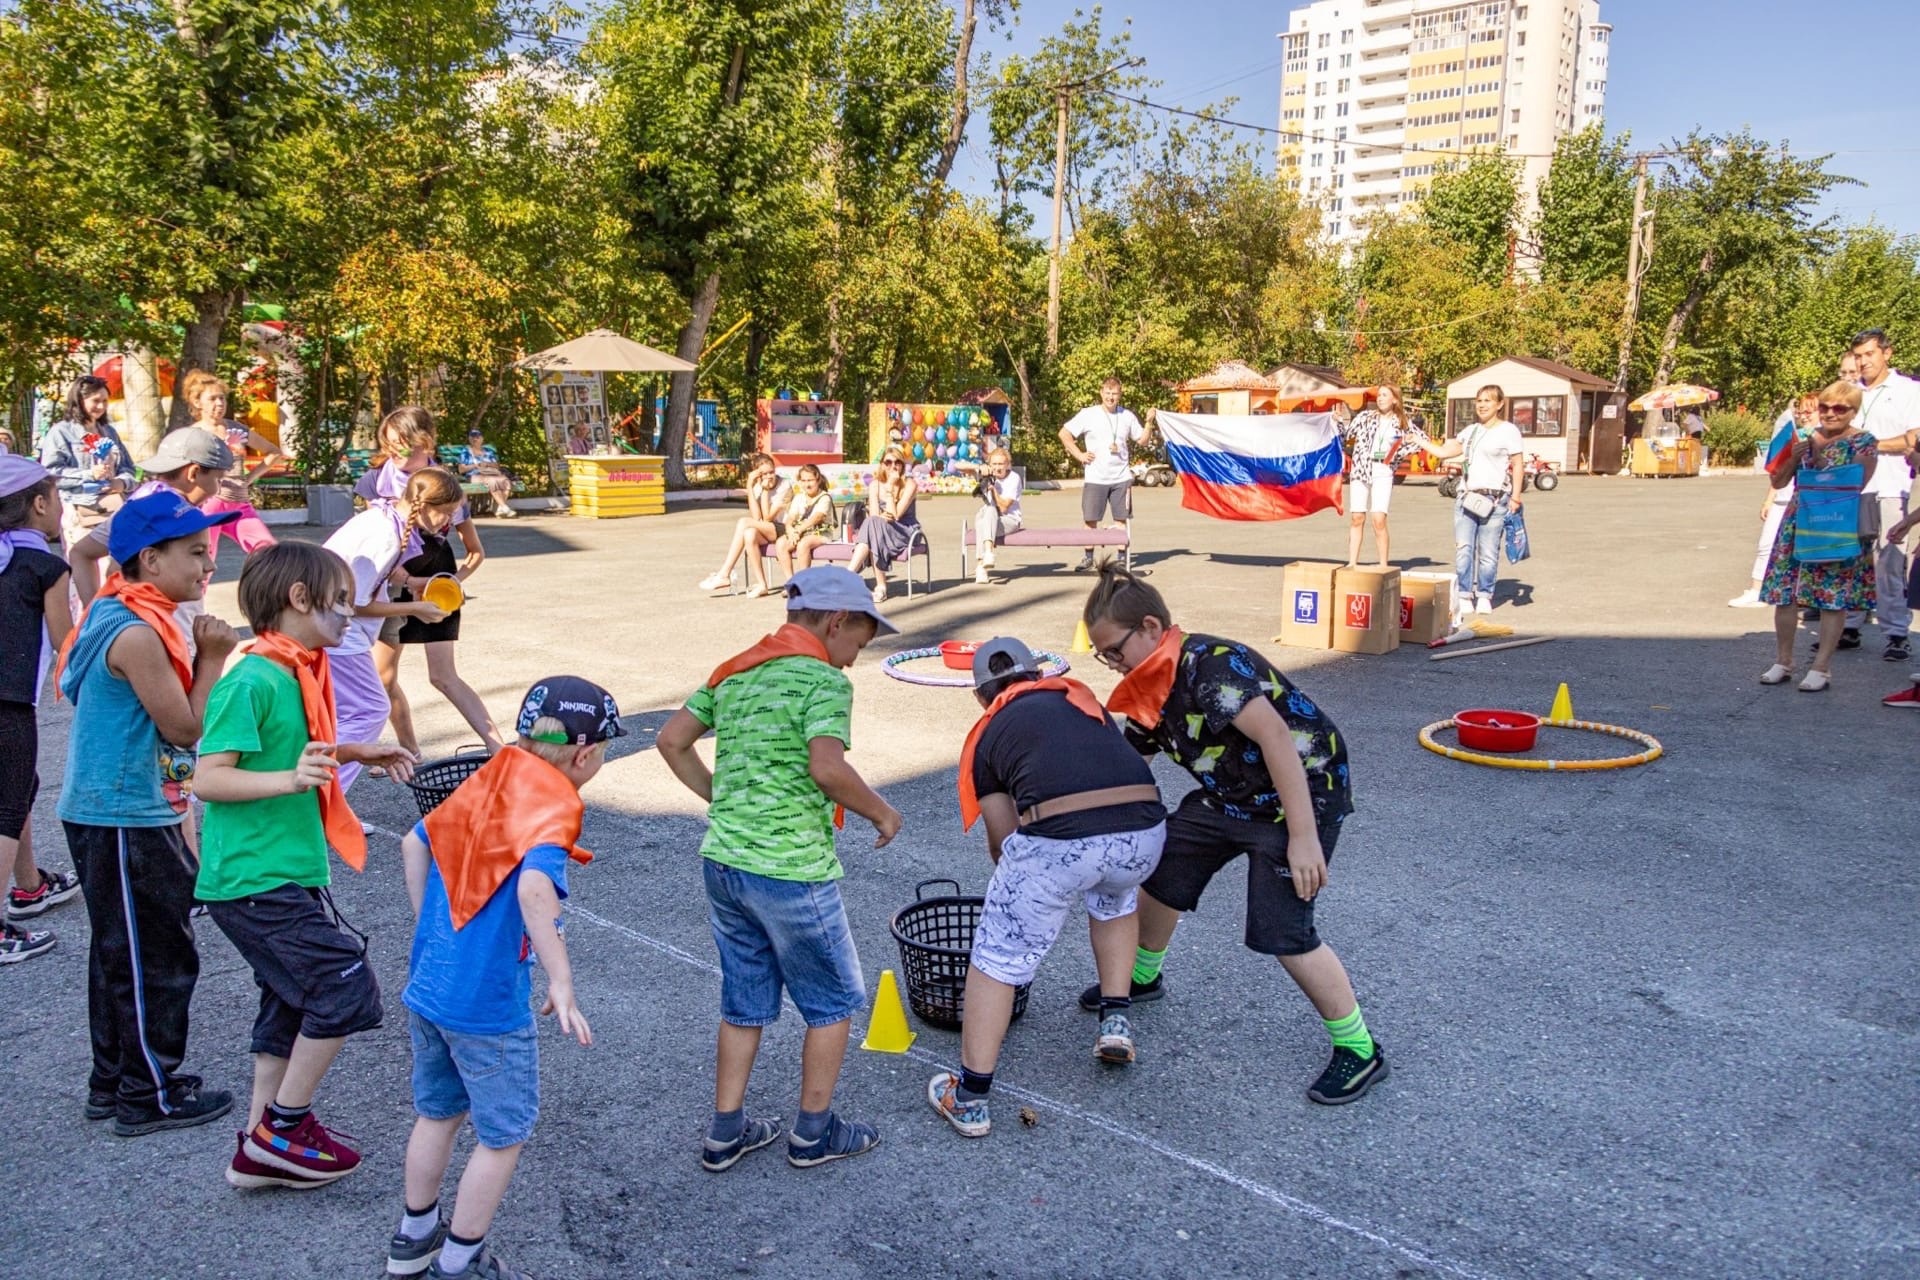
1332,566,1402,655
1398,571,1455,645
1278,560,1339,649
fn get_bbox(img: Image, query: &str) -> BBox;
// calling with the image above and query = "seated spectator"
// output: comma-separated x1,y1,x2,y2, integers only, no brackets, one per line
953,448,1022,586
458,428,517,519
698,453,788,597
773,464,837,580
846,448,920,604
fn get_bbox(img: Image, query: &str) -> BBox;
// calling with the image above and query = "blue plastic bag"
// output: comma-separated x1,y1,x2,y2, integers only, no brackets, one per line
1504,506,1531,563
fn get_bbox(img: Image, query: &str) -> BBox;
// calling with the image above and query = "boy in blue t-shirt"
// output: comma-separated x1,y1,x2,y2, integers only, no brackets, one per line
386,677,624,1280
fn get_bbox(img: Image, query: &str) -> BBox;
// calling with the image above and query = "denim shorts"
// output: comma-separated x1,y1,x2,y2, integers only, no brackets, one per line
408,1012,539,1149
703,860,866,1028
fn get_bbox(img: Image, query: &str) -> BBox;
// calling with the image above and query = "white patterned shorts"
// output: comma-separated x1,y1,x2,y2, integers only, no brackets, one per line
970,823,1168,987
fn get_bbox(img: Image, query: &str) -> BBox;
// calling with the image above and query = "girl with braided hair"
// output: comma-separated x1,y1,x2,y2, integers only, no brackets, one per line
322,468,462,791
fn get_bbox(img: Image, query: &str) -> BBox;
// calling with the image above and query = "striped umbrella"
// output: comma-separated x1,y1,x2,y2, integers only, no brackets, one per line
1628,384,1721,411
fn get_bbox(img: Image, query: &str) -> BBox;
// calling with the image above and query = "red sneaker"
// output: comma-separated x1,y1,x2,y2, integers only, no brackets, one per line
225,1130,334,1190
1882,683,1920,709
242,1112,362,1182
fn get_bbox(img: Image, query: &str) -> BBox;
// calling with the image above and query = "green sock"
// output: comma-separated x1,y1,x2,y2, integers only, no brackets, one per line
1324,1005,1375,1059
1131,945,1167,986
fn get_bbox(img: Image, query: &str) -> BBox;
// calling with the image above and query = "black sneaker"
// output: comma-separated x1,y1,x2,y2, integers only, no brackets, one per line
1837,628,1863,650
85,1089,118,1121
1078,974,1166,1011
0,921,55,963
386,1216,449,1277
1885,637,1912,663
1307,1045,1390,1105
112,1081,234,1137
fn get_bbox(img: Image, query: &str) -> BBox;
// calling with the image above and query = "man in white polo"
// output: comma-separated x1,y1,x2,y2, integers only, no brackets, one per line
1058,377,1144,572
1850,329,1919,664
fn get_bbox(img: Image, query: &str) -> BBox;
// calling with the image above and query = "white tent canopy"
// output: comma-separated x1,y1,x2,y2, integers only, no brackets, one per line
515,328,694,373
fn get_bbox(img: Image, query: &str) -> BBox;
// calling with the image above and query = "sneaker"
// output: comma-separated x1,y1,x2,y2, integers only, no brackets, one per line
786,1113,880,1168
0,921,55,964
112,1081,234,1137
973,565,991,585
226,1130,333,1191
1473,595,1494,615
242,1112,362,1182
1094,1013,1136,1065
1078,975,1165,1011
1074,549,1096,573
742,583,771,599
697,572,731,592
85,1089,118,1121
1798,670,1831,692
428,1244,536,1280
1837,628,1862,650
926,1072,991,1138
1882,683,1920,709
6,867,81,920
871,581,889,604
1307,1044,1390,1105
1758,663,1792,685
387,1216,450,1276
700,1115,781,1172
1885,637,1912,663
1727,590,1764,608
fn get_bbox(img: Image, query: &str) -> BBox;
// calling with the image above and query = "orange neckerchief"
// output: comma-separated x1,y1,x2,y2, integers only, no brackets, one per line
54,574,192,701
422,747,593,931
706,622,845,829
957,677,1108,830
246,631,367,872
1105,625,1186,730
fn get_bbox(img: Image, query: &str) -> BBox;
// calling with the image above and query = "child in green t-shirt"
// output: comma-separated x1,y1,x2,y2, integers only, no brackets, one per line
194,543,416,1190
658,566,903,1173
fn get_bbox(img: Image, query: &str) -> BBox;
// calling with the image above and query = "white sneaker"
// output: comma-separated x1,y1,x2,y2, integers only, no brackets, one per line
974,565,991,585
871,581,889,604
1727,590,1764,608
1474,595,1494,615
1759,663,1792,685
697,572,730,592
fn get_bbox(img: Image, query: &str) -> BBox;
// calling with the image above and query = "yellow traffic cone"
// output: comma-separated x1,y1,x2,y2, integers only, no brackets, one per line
1547,682,1574,722
1071,618,1093,654
861,969,917,1053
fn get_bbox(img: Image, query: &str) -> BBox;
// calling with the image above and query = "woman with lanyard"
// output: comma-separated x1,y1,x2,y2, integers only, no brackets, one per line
1341,386,1417,568
1409,385,1524,616
355,407,504,755
846,446,920,604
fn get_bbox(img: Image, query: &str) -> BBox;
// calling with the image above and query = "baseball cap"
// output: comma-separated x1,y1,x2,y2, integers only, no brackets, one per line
141,428,234,475
0,453,49,498
106,489,241,565
971,636,1040,690
784,565,899,636
516,676,628,746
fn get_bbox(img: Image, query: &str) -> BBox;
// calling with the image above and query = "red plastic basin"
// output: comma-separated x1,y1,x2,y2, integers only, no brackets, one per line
939,640,982,670
1454,708,1541,753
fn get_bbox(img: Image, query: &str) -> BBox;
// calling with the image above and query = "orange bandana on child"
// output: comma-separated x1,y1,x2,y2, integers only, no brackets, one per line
422,747,594,931
247,630,367,871
956,677,1108,830
706,622,846,830
1104,625,1186,730
54,574,192,700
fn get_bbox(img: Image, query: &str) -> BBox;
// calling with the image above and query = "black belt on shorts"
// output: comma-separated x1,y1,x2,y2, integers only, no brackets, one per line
1019,784,1161,827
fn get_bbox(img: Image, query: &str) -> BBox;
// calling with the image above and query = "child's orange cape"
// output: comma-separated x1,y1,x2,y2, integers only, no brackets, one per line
956,678,1106,830
246,631,367,871
53,574,191,701
705,622,845,830
1105,626,1185,730
422,747,593,930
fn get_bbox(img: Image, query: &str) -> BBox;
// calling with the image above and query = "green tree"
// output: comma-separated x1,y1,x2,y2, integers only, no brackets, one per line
1534,125,1634,284
1419,151,1521,287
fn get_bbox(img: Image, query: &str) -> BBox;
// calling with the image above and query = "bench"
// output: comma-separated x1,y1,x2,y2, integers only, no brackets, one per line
437,446,524,517
728,498,934,598
959,519,1131,577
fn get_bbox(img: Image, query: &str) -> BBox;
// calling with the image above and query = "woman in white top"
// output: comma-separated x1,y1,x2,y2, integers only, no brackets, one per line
1410,384,1525,615
1342,386,1411,568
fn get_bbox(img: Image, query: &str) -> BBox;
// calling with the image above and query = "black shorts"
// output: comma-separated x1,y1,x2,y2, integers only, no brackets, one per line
1142,793,1347,957
1081,480,1133,524
206,884,383,1057
395,535,462,645
0,700,37,840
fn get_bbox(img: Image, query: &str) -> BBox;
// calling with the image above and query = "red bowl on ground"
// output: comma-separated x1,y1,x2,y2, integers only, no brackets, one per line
1454,708,1541,753
939,640,982,671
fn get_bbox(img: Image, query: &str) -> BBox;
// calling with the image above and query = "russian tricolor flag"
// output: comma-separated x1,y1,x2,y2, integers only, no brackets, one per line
1158,412,1346,521
1763,412,1797,477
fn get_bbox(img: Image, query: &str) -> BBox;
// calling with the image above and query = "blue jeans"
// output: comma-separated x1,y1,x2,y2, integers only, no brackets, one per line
1453,495,1509,600
408,1012,539,1149
703,860,865,1028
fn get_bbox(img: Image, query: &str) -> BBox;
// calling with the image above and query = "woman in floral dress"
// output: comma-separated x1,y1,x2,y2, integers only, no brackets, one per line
1759,381,1878,691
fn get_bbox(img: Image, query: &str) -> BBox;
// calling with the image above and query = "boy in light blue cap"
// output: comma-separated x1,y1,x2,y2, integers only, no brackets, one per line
657,565,902,1172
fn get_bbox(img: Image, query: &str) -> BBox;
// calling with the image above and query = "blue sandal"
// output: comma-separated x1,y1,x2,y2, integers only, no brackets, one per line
786,1113,880,1168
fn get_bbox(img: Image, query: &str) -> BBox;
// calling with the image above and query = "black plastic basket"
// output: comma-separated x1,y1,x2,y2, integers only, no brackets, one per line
404,746,491,817
888,878,1030,1031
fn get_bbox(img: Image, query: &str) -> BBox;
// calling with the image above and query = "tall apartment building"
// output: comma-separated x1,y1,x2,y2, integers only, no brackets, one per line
1276,0,1609,244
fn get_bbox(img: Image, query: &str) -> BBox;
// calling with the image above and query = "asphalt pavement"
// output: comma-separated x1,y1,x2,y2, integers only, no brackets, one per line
5,471,1915,1279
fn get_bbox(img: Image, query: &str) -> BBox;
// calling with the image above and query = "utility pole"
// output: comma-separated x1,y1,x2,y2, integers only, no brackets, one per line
1614,154,1652,392
1045,57,1143,359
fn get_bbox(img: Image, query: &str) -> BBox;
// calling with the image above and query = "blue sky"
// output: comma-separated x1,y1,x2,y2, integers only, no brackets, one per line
947,0,1920,235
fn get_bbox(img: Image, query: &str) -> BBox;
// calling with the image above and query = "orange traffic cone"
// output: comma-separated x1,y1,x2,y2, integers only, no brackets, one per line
861,969,916,1053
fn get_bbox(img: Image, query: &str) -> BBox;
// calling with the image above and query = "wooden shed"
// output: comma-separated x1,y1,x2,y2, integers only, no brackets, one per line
1267,362,1349,398
1443,356,1616,474
1175,361,1279,415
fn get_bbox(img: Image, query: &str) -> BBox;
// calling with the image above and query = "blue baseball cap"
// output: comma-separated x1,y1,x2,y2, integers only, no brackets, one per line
107,489,240,565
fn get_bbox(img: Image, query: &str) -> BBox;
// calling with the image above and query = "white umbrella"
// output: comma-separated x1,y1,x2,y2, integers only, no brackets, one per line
515,328,695,373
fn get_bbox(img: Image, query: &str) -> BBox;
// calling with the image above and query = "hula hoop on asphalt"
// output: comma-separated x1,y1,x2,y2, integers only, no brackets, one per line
1417,717,1663,772
882,646,1072,688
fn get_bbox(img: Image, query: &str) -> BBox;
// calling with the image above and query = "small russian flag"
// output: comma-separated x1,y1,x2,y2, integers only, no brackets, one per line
1763,413,1797,476
1158,412,1346,521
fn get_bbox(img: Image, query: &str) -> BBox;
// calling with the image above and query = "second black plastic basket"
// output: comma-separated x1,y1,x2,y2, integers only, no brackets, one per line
888,878,1030,1031
404,746,491,818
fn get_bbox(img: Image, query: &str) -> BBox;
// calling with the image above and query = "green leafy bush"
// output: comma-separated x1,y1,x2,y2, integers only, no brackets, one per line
1703,408,1769,468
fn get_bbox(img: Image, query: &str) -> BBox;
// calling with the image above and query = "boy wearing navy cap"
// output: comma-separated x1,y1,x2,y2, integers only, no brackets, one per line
388,676,622,1280
55,489,242,1134
658,566,902,1173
